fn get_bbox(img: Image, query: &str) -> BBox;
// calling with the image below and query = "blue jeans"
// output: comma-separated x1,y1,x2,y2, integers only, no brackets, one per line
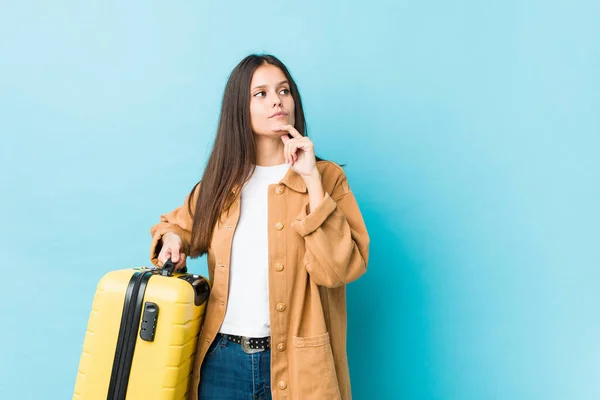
198,333,272,400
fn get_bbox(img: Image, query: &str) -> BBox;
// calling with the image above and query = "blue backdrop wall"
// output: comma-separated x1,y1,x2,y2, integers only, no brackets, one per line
1,1,598,399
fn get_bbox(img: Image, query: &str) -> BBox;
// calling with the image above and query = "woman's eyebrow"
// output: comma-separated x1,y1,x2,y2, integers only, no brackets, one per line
251,80,289,90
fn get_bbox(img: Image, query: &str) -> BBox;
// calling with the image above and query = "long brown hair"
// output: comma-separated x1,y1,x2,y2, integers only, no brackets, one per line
188,54,327,257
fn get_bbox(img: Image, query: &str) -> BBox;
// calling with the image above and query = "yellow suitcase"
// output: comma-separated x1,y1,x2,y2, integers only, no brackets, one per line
73,261,210,400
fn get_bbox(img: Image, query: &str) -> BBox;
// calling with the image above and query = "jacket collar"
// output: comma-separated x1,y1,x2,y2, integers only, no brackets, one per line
279,166,308,193
231,166,307,195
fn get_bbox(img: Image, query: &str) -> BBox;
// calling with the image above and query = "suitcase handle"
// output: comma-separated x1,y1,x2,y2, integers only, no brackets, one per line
161,258,187,276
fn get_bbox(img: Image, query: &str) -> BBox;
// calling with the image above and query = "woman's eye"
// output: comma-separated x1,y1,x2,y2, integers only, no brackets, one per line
253,89,289,97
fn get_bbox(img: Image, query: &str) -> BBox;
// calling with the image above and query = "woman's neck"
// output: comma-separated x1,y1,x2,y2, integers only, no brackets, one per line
254,135,286,166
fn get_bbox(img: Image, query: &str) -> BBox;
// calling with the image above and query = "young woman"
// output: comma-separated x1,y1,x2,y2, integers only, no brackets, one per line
149,54,370,400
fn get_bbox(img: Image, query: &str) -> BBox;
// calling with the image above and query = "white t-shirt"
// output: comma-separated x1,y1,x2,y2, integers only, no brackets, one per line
219,163,290,337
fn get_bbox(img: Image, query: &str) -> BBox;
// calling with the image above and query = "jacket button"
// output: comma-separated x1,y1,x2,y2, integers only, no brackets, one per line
278,380,287,390
275,186,284,195
275,222,284,230
276,303,286,312
275,263,284,272
277,342,286,352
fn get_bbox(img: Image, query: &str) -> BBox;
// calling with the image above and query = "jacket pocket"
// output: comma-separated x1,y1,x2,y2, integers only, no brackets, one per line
291,332,341,399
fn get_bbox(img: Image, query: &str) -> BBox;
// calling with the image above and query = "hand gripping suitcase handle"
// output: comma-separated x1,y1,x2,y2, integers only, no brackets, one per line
161,258,187,276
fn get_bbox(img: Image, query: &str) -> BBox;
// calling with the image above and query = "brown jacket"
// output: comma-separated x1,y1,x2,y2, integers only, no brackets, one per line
149,160,370,399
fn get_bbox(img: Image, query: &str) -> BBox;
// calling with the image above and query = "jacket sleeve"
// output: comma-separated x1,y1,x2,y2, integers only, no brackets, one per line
149,183,199,266
291,171,370,288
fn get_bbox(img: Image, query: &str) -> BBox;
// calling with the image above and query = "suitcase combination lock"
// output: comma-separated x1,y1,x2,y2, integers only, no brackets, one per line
139,302,159,342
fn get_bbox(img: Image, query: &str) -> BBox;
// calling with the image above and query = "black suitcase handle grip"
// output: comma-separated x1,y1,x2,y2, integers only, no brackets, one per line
161,258,187,276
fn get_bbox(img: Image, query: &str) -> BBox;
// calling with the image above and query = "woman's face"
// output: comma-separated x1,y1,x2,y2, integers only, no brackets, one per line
249,64,295,137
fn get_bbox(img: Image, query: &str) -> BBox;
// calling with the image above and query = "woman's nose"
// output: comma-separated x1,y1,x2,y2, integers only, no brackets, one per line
270,93,282,107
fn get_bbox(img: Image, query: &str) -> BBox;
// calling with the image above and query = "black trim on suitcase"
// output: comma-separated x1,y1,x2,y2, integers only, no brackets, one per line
107,271,153,400
116,272,152,398
107,272,142,399
177,274,211,306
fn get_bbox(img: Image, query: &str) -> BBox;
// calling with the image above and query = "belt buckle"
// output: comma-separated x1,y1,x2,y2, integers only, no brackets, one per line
241,336,264,354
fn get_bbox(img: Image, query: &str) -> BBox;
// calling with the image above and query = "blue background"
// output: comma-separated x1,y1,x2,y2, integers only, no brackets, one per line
1,1,598,399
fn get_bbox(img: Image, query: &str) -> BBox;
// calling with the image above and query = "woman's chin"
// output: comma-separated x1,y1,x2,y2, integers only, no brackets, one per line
254,129,289,138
